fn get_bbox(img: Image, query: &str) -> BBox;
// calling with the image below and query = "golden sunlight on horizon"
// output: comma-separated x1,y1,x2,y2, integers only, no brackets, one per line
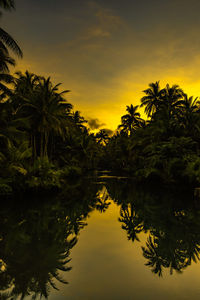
5,0,200,132
14,58,200,132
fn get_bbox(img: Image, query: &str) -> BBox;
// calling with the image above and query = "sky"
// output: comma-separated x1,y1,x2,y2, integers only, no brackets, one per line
2,0,200,130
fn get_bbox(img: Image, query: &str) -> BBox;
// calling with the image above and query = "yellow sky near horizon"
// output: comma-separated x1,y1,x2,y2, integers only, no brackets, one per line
14,58,200,132
4,0,200,131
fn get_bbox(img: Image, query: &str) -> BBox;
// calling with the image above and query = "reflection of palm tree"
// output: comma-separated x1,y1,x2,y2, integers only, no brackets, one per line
4,238,76,299
142,234,189,276
184,240,200,266
0,199,78,299
107,180,200,277
96,186,111,213
0,181,99,299
119,204,143,242
142,235,167,276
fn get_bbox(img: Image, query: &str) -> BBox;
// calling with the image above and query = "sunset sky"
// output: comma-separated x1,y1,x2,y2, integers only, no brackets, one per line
2,0,200,130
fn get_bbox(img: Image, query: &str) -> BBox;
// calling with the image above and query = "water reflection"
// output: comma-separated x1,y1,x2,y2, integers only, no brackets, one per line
107,179,200,277
0,179,200,299
0,180,101,299
95,186,111,213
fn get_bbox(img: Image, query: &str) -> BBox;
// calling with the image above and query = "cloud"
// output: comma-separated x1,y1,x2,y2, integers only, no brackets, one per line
81,1,122,41
88,117,105,130
85,27,111,39
93,2,121,28
103,128,113,136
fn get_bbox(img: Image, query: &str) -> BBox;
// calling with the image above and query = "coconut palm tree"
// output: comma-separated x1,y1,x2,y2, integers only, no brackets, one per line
177,94,200,135
181,94,198,112
0,0,22,99
0,28,22,59
0,0,15,11
13,72,72,159
143,84,184,136
161,84,184,114
0,0,22,59
0,41,16,98
140,81,163,117
71,110,87,129
95,129,110,145
118,105,144,135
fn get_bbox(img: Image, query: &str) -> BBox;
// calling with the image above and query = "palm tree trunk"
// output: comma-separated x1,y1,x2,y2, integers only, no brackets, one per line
32,134,37,161
44,131,49,159
40,132,44,158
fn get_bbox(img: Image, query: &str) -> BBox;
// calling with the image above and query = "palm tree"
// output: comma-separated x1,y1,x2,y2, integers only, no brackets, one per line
144,84,185,136
0,51,15,100
182,94,198,111
0,28,22,59
0,98,28,182
0,46,15,72
0,0,22,59
118,105,144,135
0,0,22,99
140,81,163,117
161,84,184,114
0,0,15,10
13,71,40,104
71,110,87,129
177,94,199,135
0,73,14,99
13,72,72,159
96,129,110,145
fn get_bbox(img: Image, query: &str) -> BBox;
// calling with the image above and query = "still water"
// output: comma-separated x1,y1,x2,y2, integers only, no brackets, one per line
1,178,200,299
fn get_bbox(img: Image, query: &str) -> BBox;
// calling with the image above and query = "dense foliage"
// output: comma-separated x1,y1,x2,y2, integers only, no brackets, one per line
0,70,104,194
2,1,200,299
0,0,109,195
2,0,200,194
105,82,200,185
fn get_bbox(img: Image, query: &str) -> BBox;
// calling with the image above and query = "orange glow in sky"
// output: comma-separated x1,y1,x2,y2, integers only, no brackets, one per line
3,0,200,130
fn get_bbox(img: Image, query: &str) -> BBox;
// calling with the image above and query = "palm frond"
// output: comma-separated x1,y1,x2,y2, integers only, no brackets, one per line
0,27,23,57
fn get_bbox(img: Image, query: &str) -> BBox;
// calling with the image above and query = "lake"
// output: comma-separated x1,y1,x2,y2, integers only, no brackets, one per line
1,178,200,299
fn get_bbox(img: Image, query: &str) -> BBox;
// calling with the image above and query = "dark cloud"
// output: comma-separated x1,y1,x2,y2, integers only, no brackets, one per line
102,128,113,136
88,118,105,130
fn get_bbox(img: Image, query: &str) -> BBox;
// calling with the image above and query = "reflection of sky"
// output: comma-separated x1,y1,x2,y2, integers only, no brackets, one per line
2,0,200,130
47,200,200,300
